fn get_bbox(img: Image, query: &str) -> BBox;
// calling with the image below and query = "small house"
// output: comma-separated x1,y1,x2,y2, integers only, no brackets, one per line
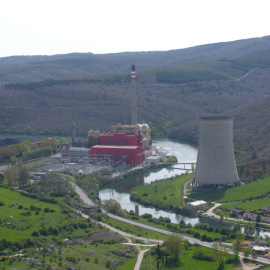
261,206,270,214
243,212,258,222
230,207,245,217
186,200,207,212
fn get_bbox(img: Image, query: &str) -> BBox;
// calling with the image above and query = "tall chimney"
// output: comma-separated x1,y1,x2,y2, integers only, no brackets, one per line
131,64,137,125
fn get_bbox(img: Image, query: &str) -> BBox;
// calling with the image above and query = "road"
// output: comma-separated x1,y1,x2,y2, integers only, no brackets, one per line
70,179,270,266
205,202,222,219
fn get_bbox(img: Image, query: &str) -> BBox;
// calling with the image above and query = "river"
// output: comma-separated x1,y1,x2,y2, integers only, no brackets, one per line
1,134,268,235
99,137,232,228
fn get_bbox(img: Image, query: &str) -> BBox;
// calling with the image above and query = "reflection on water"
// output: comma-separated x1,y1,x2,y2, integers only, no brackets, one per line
99,137,270,236
100,137,205,226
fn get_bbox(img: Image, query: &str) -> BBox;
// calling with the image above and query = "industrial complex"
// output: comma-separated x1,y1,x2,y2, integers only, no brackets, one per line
32,66,240,190
58,65,154,172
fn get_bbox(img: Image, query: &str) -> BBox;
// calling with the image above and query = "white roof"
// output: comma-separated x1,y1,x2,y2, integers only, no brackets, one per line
145,156,161,160
189,200,207,206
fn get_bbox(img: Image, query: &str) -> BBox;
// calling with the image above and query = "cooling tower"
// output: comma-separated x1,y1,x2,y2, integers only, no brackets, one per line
193,116,239,189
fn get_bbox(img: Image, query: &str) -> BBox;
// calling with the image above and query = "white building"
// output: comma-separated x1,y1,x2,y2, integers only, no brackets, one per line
186,200,207,212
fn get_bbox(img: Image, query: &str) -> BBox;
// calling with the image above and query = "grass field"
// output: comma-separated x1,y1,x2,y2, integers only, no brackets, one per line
140,244,238,270
188,177,270,203
0,187,139,269
0,240,137,269
0,187,91,242
217,197,270,213
132,173,194,208
106,217,167,241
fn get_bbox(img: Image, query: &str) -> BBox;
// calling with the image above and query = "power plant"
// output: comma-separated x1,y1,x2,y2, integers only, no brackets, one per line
61,65,152,169
192,116,240,189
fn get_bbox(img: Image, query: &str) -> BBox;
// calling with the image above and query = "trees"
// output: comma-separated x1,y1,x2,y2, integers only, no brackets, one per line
3,165,18,186
164,233,184,261
232,232,245,259
244,223,255,237
104,198,126,217
212,241,227,270
243,247,252,259
17,163,30,188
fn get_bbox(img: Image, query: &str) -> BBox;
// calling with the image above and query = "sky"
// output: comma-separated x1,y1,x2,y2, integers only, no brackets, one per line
1,0,270,58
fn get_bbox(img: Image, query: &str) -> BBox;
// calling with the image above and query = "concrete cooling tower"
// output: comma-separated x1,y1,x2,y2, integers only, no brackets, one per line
193,116,239,189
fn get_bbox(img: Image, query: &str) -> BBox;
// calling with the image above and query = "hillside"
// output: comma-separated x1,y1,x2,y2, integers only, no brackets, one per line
1,35,270,85
1,59,270,136
1,37,270,178
168,86,270,180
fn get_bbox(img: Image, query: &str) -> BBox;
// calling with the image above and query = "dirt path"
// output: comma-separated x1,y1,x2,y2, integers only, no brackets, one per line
239,256,262,270
134,249,150,270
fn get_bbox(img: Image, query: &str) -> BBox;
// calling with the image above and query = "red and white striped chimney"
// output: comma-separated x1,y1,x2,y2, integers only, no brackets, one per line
131,64,137,125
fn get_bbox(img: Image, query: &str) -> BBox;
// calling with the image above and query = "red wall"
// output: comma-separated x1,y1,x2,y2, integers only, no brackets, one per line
91,146,144,166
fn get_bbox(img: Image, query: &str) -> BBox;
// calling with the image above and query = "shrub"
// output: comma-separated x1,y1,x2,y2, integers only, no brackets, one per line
0,201,5,206
193,250,205,260
193,250,214,261
32,230,40,237
142,213,152,219
106,260,113,269
225,257,236,264
220,227,231,235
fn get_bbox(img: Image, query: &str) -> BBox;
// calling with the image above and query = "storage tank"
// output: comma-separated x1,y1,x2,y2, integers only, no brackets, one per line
193,116,239,189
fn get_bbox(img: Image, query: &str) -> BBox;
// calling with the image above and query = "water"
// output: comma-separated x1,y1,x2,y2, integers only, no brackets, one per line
99,137,231,227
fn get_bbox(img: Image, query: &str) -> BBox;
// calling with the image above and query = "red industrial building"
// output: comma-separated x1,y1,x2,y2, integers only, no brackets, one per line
63,124,152,166
91,145,144,166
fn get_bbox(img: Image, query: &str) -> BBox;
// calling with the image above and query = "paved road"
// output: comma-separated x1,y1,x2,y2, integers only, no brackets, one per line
205,202,222,219
67,179,96,207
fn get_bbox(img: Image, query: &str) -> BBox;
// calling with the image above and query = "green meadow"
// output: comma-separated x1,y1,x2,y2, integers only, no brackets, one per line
188,177,270,203
131,173,194,209
140,244,237,270
0,187,84,241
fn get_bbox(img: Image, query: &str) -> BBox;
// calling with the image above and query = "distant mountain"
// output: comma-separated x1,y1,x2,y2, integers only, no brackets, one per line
2,35,270,180
1,35,270,85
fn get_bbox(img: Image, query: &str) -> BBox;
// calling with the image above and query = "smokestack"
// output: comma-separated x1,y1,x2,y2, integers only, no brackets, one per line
71,122,76,146
193,116,239,189
131,64,137,125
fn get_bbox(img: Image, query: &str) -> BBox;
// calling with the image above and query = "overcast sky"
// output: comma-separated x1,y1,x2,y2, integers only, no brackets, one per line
1,0,269,58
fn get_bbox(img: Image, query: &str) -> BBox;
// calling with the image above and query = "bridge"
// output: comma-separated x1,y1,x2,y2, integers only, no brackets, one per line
163,162,196,170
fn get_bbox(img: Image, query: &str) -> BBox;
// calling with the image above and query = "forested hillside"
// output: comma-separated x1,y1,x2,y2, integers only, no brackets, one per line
1,35,270,85
1,36,270,179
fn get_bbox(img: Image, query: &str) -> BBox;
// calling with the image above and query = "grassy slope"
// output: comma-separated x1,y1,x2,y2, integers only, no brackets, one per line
188,176,270,203
0,187,92,242
217,198,270,212
0,187,62,241
0,187,139,269
140,245,237,270
133,173,194,207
